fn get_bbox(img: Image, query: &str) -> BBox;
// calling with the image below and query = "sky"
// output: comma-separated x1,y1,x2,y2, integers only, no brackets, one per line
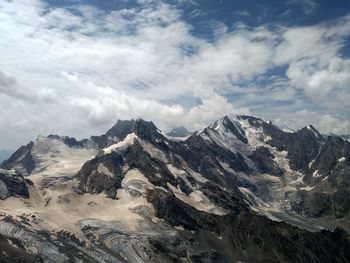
0,0,350,149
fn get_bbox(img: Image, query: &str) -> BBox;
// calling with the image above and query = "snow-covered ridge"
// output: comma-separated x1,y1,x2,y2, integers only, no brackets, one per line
102,132,137,154
32,136,98,178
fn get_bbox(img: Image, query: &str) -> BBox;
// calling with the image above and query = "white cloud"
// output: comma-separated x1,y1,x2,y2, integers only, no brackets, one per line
274,14,350,114
273,110,350,135
287,57,350,102
0,0,349,148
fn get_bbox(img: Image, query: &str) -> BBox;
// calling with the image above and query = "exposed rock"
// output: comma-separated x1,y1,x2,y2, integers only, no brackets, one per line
0,141,35,176
239,115,324,172
1,115,350,262
77,152,124,199
0,169,29,199
249,146,284,176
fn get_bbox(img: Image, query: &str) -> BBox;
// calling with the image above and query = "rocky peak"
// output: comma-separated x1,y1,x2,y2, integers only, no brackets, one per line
106,119,165,144
1,114,350,262
221,115,248,143
233,115,325,172
0,141,35,176
105,119,137,139
199,115,248,144
91,119,166,149
299,125,324,142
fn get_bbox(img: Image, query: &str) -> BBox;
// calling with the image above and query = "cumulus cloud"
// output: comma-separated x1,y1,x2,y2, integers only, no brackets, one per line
270,14,350,133
273,110,350,135
0,0,349,148
287,57,350,102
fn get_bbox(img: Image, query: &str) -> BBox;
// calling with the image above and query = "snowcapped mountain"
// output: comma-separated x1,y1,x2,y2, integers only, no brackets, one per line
0,115,349,262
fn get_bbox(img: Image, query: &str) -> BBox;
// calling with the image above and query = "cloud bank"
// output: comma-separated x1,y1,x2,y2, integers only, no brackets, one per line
0,0,349,148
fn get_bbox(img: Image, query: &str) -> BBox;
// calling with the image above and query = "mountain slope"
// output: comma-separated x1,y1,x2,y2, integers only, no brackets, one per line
0,116,349,262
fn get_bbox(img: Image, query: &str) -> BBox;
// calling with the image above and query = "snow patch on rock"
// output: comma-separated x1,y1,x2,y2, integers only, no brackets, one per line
103,133,137,154
167,183,227,215
338,157,346,163
0,169,16,175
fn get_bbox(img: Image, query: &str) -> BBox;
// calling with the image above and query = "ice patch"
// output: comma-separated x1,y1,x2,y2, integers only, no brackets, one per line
313,170,321,178
214,122,220,131
309,159,315,168
338,157,346,163
299,185,315,191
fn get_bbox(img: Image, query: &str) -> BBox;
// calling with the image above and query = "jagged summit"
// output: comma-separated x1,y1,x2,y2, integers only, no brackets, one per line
0,141,35,175
0,114,329,177
1,113,350,262
114,119,164,141
92,118,164,148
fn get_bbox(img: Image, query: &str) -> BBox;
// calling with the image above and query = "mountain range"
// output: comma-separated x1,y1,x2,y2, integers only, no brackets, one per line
0,115,349,263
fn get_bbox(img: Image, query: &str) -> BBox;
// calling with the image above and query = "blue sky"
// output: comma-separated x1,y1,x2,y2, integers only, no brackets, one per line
0,0,349,148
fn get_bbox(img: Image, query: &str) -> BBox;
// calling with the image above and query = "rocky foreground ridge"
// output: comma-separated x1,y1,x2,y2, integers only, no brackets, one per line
0,115,349,262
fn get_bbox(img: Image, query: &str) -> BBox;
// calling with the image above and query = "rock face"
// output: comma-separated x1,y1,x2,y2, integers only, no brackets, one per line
238,116,324,172
292,135,350,217
0,169,29,199
77,153,124,198
1,115,350,262
1,142,35,176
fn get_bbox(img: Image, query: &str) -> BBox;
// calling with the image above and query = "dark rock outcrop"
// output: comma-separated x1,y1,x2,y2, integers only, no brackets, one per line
77,152,124,199
292,136,350,218
147,187,350,263
239,116,324,172
249,146,284,176
47,134,91,148
0,170,29,199
3,115,350,262
91,119,165,148
0,141,35,176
